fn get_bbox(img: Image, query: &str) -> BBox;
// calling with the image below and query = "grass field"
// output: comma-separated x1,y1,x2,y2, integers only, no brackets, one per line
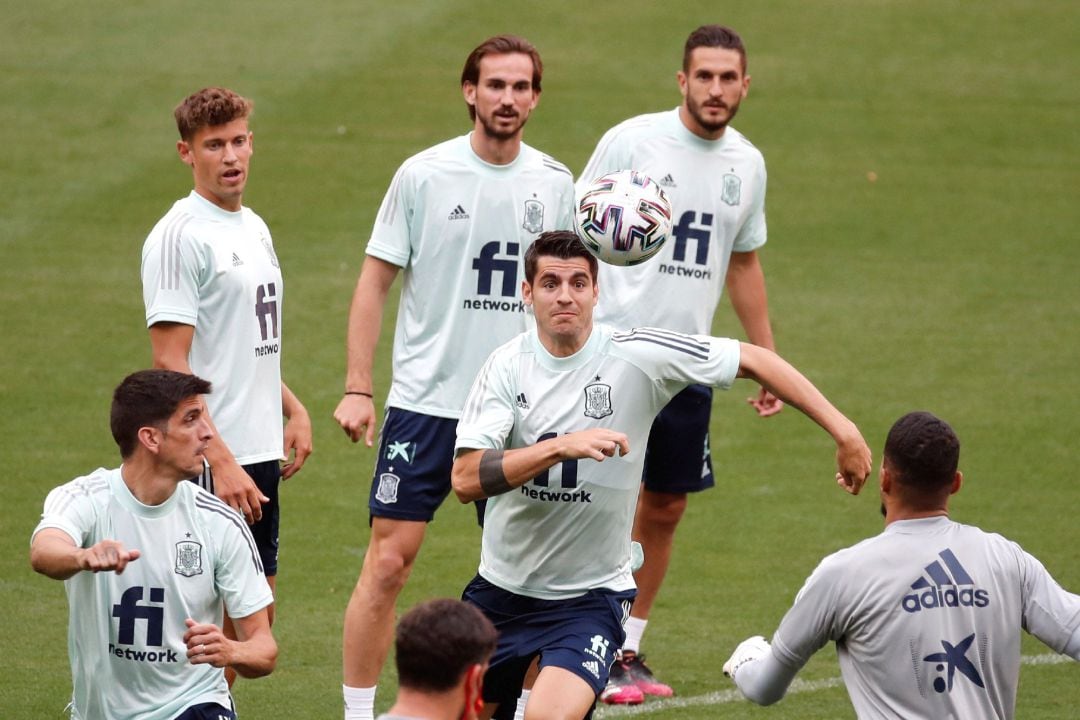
2,1,1078,717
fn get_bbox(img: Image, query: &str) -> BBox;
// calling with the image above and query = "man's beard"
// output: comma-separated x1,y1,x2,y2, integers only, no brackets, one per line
478,111,526,141
687,96,741,134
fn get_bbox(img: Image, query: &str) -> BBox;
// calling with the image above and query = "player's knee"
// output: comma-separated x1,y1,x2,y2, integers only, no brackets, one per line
362,545,415,595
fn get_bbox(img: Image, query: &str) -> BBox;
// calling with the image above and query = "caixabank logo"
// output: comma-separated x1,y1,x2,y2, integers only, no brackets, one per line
901,548,990,613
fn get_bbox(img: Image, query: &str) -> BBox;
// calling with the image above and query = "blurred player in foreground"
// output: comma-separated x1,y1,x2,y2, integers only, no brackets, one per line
30,370,276,720
334,35,574,720
377,598,498,720
724,411,1080,718
577,25,779,702
451,231,871,718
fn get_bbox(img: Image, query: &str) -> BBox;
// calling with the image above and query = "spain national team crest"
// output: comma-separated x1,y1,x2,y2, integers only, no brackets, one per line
522,199,545,233
260,235,280,268
375,472,400,504
174,540,204,577
721,173,742,206
583,382,613,419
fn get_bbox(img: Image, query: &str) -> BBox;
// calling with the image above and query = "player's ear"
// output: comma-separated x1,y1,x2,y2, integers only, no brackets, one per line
138,426,162,455
462,81,477,109
950,471,963,496
522,279,533,306
177,140,193,167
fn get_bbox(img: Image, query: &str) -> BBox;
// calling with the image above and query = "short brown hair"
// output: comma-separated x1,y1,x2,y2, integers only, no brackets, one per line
395,599,497,692
110,370,212,458
524,230,598,284
174,87,252,142
460,35,543,121
683,25,747,74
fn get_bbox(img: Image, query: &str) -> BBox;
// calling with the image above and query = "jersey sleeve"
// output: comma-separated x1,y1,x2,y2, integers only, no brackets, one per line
770,553,846,669
365,160,416,268
609,328,740,394
31,476,102,547
733,159,767,253
456,351,517,452
1017,543,1080,657
142,223,204,328
212,510,274,619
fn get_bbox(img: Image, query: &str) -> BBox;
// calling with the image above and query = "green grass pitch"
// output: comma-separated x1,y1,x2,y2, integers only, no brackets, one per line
1,1,1077,717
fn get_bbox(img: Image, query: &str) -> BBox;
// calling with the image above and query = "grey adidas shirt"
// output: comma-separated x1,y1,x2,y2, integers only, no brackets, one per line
765,516,1080,719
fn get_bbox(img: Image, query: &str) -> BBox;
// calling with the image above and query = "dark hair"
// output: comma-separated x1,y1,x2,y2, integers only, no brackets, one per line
395,599,497,692
174,87,252,142
683,25,747,74
461,35,543,121
524,230,599,284
110,370,212,458
883,411,960,496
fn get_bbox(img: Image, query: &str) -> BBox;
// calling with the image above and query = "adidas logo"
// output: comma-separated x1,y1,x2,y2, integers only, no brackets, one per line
901,548,989,613
581,660,600,679
232,252,244,267
516,392,529,409
658,173,676,188
448,204,470,220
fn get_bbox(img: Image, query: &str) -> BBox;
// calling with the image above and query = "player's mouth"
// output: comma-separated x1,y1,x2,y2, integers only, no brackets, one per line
222,168,244,183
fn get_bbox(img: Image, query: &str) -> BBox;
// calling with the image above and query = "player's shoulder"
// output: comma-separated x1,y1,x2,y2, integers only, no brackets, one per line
396,136,467,177
185,484,247,529
724,125,766,164
605,109,675,139
609,326,715,362
47,467,115,507
518,142,573,180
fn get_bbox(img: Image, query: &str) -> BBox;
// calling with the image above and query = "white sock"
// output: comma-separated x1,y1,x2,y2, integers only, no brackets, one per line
343,684,376,720
513,689,531,720
622,616,648,655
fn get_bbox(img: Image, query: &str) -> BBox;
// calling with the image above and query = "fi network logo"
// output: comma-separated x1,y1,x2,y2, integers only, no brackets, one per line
901,548,989,613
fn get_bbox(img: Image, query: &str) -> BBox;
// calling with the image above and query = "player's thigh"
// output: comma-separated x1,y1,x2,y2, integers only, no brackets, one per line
642,384,714,493
527,666,597,720
368,408,458,522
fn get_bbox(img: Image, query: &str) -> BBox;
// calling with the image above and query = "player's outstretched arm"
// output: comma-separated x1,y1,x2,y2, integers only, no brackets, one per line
333,256,400,446
184,613,277,678
736,343,872,493
723,636,800,706
30,529,141,580
280,381,312,479
452,428,630,503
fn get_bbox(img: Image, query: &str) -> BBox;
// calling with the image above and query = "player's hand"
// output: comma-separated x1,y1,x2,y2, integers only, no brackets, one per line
723,635,771,680
558,428,630,462
835,431,872,495
212,459,268,524
747,386,784,417
334,394,377,447
281,407,313,480
79,540,140,574
184,618,235,669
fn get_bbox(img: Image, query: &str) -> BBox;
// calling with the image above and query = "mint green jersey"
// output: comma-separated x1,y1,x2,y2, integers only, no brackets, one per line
33,468,273,720
367,134,575,419
456,325,740,599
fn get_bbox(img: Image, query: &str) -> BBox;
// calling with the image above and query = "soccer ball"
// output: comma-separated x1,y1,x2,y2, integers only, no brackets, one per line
575,170,672,266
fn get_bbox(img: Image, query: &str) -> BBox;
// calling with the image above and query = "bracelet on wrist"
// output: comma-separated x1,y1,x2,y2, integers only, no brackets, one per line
344,391,373,398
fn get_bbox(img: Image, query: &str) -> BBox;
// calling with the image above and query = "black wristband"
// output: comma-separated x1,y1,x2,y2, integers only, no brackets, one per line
479,449,512,497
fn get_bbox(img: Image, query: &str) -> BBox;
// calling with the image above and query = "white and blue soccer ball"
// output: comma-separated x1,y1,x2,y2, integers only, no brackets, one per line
575,170,672,267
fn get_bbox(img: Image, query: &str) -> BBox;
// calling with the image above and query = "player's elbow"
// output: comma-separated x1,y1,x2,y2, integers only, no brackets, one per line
451,453,483,504
236,637,278,679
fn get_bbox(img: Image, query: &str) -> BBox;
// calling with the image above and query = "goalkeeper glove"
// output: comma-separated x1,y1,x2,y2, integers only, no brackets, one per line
723,635,771,680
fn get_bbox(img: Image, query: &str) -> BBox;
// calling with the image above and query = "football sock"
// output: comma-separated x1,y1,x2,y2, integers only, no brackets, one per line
343,684,376,720
513,689,531,720
622,616,648,655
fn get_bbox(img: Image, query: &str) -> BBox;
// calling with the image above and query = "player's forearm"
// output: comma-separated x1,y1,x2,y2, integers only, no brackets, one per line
737,344,859,445
229,630,278,678
280,382,307,420
30,534,83,580
733,651,799,706
452,441,564,503
343,260,395,393
726,252,775,350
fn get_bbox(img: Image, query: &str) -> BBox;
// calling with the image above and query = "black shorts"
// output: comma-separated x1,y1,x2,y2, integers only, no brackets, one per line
642,384,715,494
172,702,235,720
193,460,281,576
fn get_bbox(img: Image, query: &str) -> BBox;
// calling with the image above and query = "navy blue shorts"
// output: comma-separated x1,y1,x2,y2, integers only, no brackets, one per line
172,701,235,720
193,460,281,576
642,384,715,494
369,408,458,522
463,575,634,707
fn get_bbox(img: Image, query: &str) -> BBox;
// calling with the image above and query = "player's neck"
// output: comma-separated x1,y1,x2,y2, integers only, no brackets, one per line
119,459,183,507
193,186,243,213
469,130,523,166
387,687,463,720
884,507,949,526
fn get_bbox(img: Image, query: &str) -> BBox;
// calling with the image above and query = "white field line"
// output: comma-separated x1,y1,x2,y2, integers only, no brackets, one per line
593,653,1073,717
